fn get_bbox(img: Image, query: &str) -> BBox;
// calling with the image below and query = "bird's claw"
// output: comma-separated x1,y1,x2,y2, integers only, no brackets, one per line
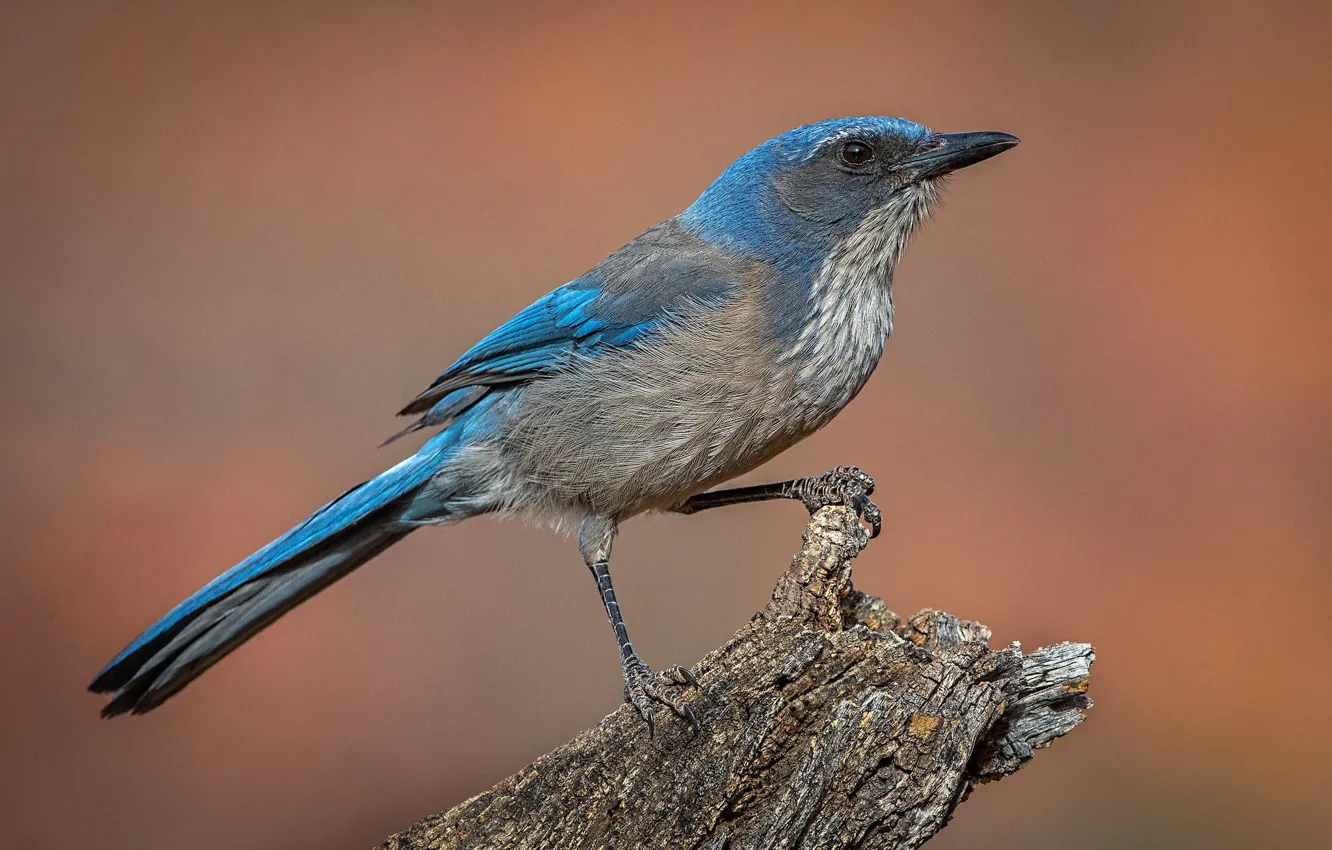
622,659,700,737
793,466,883,538
665,664,700,687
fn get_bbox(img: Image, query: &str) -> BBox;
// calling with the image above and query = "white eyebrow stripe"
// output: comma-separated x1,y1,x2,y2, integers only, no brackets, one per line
803,127,872,162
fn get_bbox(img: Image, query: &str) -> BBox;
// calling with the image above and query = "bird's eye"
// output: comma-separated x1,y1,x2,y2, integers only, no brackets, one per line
840,140,875,166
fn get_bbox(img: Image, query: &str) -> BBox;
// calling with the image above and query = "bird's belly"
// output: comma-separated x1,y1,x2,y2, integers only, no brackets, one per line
501,383,804,518
489,336,847,520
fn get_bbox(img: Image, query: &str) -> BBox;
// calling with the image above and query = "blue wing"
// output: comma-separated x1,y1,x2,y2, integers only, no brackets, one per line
391,220,744,437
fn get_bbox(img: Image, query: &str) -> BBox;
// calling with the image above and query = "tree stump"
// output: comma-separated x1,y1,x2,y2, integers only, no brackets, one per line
382,505,1094,850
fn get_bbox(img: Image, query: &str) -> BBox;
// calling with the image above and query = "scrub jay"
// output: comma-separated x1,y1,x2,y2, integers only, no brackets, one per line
91,117,1018,733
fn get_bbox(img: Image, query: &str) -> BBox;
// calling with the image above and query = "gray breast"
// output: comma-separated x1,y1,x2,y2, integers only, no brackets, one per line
480,289,799,519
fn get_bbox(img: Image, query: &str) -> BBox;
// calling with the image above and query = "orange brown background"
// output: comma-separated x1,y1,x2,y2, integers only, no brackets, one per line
2,2,1329,848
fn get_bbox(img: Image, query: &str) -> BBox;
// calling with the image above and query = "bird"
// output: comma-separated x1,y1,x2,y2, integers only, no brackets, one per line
90,116,1018,732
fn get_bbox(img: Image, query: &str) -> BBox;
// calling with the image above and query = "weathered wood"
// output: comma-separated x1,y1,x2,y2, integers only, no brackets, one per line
382,506,1093,850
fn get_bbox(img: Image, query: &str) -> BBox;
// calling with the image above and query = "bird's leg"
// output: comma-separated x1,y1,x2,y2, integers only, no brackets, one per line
672,465,882,538
578,517,699,737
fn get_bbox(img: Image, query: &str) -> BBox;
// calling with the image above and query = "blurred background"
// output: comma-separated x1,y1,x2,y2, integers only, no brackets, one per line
3,1,1329,848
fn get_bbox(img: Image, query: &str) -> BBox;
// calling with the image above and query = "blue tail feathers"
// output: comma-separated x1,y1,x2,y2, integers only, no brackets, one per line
88,413,488,717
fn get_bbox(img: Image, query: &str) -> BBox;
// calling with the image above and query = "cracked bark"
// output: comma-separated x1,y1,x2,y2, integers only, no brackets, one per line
381,506,1094,850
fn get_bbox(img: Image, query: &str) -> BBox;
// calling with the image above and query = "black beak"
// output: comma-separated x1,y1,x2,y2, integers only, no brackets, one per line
899,131,1019,178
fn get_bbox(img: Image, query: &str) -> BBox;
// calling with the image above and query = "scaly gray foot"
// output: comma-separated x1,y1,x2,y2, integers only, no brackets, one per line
791,466,882,538
621,657,699,737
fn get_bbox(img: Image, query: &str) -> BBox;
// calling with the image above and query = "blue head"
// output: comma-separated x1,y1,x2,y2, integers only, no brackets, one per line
680,117,1018,274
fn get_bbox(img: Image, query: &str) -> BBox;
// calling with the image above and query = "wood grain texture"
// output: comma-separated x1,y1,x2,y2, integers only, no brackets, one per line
382,506,1094,850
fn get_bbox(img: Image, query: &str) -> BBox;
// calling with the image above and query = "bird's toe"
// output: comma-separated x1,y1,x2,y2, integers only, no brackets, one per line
622,659,701,738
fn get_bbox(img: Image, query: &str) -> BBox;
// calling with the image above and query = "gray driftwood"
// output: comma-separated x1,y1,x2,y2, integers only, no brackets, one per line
382,505,1094,850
